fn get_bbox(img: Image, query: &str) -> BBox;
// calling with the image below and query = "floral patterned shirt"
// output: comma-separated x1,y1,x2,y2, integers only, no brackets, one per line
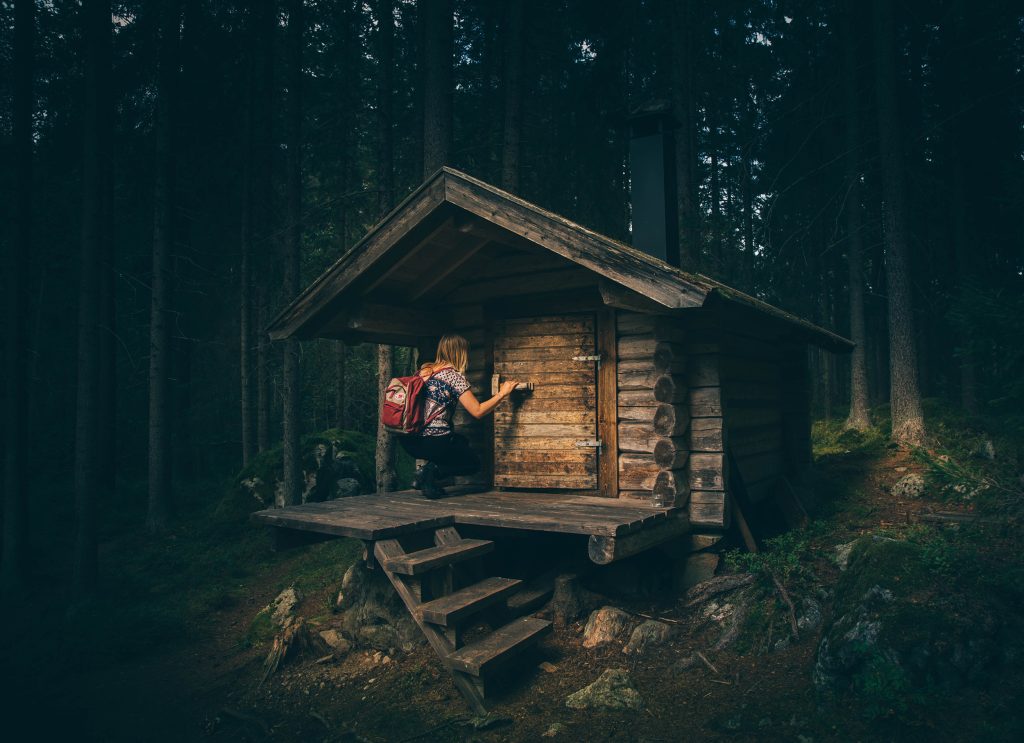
421,367,471,437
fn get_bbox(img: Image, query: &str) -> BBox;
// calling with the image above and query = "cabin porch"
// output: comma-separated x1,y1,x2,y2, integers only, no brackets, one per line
251,486,687,566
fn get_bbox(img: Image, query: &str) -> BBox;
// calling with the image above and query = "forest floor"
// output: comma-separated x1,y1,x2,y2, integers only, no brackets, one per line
2,401,1023,742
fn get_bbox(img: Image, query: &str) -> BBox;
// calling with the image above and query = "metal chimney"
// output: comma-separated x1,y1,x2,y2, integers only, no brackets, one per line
628,101,679,267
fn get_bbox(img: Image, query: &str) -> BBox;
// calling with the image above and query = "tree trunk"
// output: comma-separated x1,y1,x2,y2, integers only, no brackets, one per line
842,0,871,431
257,287,270,453
872,0,925,445
74,0,112,595
421,0,453,178
946,0,979,415
239,18,256,467
281,0,304,507
500,0,524,192
375,345,396,493
376,0,394,215
335,342,347,428
147,0,180,532
670,0,700,269
2,0,34,593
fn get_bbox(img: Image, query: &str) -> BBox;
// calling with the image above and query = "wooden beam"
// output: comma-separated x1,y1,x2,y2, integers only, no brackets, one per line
587,514,689,565
362,216,456,294
597,308,618,499
599,280,678,315
409,237,491,301
346,303,449,337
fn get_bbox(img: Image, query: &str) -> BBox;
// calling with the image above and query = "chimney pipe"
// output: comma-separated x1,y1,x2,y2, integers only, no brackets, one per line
628,101,679,267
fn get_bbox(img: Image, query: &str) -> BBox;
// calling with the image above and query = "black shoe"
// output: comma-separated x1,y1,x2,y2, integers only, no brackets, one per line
411,464,427,490
419,463,447,499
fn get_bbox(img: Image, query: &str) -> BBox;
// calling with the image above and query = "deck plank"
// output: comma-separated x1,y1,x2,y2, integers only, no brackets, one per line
252,490,674,540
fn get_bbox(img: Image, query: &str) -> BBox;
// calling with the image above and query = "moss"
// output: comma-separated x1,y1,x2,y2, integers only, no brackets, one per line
836,538,933,617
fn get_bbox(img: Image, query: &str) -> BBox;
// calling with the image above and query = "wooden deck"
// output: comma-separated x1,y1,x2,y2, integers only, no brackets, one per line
251,488,679,541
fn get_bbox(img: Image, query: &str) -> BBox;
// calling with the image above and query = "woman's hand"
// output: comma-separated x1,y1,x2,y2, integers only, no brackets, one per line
499,380,519,397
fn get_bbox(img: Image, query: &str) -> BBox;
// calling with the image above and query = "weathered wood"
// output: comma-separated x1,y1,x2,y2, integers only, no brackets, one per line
652,469,689,508
495,459,597,476
500,315,594,335
617,388,657,407
599,280,680,314
493,435,590,450
494,422,594,438
494,410,595,425
616,423,660,453
689,490,730,529
617,453,661,490
449,267,596,303
617,405,659,424
495,333,594,350
383,539,494,576
493,474,595,489
373,538,489,715
653,374,688,403
653,403,689,437
588,514,690,564
653,437,689,468
687,353,720,387
689,387,722,417
616,359,660,390
494,345,595,363
446,616,552,676
653,342,686,375
616,312,687,341
418,577,522,626
690,417,724,452
597,307,619,498
689,453,726,490
733,449,785,486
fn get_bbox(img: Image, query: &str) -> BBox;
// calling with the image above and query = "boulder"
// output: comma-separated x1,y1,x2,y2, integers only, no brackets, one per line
814,537,1002,708
622,620,676,655
335,478,362,498
891,472,926,499
566,668,642,711
582,607,631,648
318,629,351,654
797,598,823,633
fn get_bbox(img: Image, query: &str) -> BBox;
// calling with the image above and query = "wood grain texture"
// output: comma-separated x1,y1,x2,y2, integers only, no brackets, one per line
597,307,618,498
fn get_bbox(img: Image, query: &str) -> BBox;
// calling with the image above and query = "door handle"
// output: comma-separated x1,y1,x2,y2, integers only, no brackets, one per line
491,374,535,396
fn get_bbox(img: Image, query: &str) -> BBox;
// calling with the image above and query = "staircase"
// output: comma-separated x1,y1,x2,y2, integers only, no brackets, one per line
373,526,551,714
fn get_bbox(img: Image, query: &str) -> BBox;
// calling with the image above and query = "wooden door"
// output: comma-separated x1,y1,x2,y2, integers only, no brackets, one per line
492,313,599,490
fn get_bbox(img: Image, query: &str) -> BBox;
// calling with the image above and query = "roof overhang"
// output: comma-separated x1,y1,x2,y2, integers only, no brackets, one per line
267,167,853,353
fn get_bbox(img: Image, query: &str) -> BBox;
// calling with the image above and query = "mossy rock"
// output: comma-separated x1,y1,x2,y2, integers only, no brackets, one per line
815,536,1002,717
224,428,376,513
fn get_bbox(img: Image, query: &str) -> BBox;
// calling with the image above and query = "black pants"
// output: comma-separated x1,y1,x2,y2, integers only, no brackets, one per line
399,433,481,480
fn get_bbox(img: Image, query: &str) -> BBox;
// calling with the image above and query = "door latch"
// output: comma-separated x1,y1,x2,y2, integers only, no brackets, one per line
574,439,603,452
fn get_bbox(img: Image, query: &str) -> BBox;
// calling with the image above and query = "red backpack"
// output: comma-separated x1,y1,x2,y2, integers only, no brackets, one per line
380,374,445,434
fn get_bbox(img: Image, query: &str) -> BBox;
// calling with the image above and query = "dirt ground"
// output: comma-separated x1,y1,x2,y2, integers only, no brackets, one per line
4,445,1012,742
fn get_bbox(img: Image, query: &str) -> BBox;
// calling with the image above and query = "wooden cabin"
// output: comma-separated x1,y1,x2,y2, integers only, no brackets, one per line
253,165,852,712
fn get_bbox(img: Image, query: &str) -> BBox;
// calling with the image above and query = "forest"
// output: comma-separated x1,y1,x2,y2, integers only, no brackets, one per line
1,0,1023,740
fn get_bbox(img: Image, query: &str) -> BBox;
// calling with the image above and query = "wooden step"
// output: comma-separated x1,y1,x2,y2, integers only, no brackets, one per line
381,539,494,576
419,577,522,627
446,616,552,677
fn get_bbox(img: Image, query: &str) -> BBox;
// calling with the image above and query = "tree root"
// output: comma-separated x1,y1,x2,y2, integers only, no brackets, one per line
683,573,755,608
767,569,799,642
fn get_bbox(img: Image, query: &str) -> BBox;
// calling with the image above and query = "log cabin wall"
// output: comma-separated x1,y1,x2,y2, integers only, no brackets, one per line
685,317,730,529
447,303,492,488
615,311,689,508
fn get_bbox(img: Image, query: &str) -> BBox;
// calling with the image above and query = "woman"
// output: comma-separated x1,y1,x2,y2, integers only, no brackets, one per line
401,334,518,498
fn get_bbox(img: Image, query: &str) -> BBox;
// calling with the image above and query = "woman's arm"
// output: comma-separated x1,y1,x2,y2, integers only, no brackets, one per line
458,380,518,420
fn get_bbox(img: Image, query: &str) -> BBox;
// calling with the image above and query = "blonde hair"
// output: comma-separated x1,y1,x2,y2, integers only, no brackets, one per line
421,334,469,375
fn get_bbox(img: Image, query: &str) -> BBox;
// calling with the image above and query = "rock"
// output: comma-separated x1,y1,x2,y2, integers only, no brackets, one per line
891,472,926,499
460,713,512,731
701,600,735,623
978,439,996,460
539,661,559,673
622,620,676,655
336,562,423,651
797,598,822,633
318,629,351,654
335,478,362,498
267,587,303,627
582,606,631,648
814,537,1001,706
833,541,856,571
565,668,642,711
542,722,568,737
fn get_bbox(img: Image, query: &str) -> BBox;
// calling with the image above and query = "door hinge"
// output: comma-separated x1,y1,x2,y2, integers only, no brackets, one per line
572,354,602,365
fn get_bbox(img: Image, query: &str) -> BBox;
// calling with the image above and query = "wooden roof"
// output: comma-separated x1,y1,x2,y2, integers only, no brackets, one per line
267,167,853,352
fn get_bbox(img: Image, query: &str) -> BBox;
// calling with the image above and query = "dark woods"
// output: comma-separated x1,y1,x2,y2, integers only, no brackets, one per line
1,0,1022,595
